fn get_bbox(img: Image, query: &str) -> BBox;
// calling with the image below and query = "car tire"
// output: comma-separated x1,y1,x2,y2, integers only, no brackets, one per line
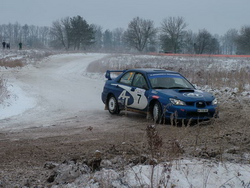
152,101,163,123
108,95,120,114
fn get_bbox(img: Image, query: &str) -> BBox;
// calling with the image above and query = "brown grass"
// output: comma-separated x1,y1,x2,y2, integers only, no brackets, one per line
87,54,250,92
0,59,24,68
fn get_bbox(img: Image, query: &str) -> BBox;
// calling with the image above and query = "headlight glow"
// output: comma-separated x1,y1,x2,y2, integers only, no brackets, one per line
170,98,186,105
212,98,218,105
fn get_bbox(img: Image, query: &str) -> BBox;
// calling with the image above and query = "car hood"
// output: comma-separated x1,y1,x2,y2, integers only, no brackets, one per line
155,89,215,101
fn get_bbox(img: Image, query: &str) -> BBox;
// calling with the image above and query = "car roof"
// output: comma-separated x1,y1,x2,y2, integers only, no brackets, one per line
125,68,178,74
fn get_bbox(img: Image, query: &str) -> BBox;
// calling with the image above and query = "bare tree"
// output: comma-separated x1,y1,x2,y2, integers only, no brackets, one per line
208,35,220,54
50,17,73,49
22,24,29,45
0,25,3,42
13,22,22,44
61,17,72,49
194,29,220,54
221,29,238,55
160,16,187,53
50,20,68,49
27,25,43,48
91,24,103,51
5,24,13,44
182,30,196,54
194,29,212,54
103,29,113,51
124,17,157,52
236,26,250,54
112,28,125,52
39,26,50,47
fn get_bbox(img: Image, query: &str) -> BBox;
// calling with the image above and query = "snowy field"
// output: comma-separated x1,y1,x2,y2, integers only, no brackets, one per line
1,51,250,187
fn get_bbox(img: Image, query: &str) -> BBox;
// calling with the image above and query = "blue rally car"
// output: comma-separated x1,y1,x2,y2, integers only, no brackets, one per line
101,69,218,123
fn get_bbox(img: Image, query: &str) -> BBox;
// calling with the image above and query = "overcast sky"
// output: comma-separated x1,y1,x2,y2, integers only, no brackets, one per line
1,0,249,35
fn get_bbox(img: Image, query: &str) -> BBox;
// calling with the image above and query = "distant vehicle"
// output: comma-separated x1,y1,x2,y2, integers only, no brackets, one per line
101,69,218,123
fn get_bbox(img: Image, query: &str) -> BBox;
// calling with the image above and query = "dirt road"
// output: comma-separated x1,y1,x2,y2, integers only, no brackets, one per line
1,54,109,130
0,53,153,186
1,53,250,187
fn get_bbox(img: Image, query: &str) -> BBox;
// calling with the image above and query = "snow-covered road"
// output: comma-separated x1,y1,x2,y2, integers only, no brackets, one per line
0,53,107,131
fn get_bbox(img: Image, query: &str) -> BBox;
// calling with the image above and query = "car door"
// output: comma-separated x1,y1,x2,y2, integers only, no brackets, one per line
129,73,148,110
114,71,135,109
115,72,148,111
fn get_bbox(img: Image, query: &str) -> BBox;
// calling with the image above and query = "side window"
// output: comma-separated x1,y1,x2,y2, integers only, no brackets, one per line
132,73,148,89
150,78,158,88
119,72,135,85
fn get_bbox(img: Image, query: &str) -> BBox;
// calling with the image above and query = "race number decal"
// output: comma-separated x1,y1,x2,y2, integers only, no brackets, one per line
116,85,148,110
118,90,130,106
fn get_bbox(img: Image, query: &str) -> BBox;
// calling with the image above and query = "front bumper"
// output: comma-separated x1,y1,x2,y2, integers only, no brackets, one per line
165,105,218,120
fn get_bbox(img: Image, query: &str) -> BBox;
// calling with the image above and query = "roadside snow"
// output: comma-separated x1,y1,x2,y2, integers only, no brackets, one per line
0,82,36,119
51,158,250,188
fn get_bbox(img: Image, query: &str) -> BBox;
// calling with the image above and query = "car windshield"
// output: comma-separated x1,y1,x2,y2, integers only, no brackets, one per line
148,73,194,89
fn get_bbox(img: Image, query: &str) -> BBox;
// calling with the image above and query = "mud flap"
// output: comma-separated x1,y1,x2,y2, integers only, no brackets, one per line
118,98,126,110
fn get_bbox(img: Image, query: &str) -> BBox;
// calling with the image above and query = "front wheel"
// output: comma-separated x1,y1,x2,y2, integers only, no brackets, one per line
107,95,120,114
152,101,163,123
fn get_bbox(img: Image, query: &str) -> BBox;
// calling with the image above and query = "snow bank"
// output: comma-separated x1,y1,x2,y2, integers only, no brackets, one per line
0,82,36,119
51,158,250,188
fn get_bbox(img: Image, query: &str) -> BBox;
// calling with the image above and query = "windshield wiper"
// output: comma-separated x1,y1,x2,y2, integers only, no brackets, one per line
152,86,169,89
168,87,190,89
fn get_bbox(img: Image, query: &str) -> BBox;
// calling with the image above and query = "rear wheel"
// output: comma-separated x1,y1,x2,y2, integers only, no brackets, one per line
107,95,120,114
152,101,163,123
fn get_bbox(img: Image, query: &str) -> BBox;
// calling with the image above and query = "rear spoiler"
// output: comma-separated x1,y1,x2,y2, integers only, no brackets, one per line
105,70,125,80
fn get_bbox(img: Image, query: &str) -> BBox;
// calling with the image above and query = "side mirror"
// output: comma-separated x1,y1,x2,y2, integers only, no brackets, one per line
142,85,149,90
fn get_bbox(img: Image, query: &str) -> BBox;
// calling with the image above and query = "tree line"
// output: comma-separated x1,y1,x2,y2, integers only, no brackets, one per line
0,15,250,54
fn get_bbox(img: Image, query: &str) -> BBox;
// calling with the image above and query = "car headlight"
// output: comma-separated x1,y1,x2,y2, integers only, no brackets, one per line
212,98,218,105
170,98,186,105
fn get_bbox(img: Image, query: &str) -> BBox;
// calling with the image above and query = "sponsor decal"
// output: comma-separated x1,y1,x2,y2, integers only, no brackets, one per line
183,93,203,97
116,84,148,109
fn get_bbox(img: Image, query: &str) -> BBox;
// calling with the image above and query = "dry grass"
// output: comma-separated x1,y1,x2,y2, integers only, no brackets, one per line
87,54,250,92
112,104,250,166
0,50,54,68
0,77,9,104
147,98,250,163
0,59,24,68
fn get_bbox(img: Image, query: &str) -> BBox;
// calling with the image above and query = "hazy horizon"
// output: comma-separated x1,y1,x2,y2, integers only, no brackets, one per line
1,0,250,35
